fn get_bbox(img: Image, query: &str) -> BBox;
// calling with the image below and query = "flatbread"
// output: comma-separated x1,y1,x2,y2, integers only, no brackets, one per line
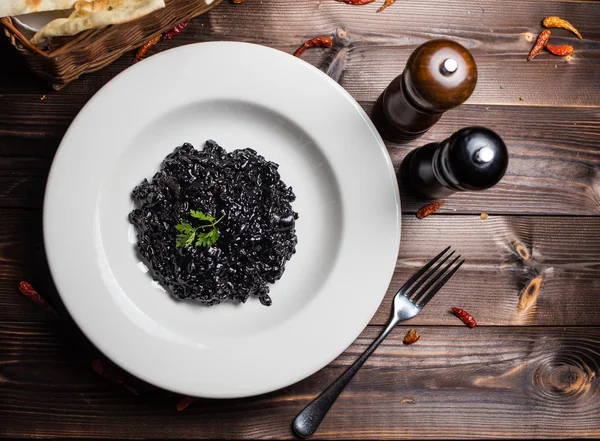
0,0,77,18
31,0,165,44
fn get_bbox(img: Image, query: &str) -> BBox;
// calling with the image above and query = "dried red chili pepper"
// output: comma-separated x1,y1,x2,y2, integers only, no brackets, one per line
232,0,247,3
377,0,396,12
403,328,420,345
163,20,189,40
92,358,140,395
546,44,574,56
416,201,445,219
18,281,59,316
528,30,551,61
176,396,199,411
134,34,162,63
337,0,375,4
451,307,477,328
293,36,333,58
543,16,582,40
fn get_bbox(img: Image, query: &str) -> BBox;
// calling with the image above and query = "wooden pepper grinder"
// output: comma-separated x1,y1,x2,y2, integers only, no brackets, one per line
401,127,509,199
372,39,477,142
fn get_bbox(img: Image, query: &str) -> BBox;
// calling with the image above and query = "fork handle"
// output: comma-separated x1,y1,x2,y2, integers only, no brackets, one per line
292,316,400,438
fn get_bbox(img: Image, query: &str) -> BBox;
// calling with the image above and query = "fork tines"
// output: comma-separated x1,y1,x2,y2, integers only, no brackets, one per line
400,246,464,308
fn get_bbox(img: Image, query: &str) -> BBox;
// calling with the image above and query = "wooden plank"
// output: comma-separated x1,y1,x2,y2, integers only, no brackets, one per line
373,214,600,326
0,94,83,137
0,176,46,209
0,136,59,158
2,209,599,325
0,137,57,208
0,1,598,439
1,0,599,105
382,102,600,215
1,101,599,215
2,321,599,439
0,208,56,322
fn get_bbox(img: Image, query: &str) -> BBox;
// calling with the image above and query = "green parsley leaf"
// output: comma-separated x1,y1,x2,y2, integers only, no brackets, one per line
175,210,224,249
195,232,210,247
190,210,215,222
175,223,195,234
176,232,195,248
195,228,220,247
207,228,220,246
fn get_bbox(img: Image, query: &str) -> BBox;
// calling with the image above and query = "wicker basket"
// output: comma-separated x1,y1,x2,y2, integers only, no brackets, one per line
1,0,224,89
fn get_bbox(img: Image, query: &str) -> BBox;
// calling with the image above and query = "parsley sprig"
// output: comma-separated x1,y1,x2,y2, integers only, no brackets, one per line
175,210,225,248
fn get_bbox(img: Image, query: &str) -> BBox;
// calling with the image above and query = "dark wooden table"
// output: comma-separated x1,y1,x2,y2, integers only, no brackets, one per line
1,0,600,439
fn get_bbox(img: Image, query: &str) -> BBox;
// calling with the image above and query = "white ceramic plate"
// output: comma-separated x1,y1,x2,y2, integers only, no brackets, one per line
44,42,400,398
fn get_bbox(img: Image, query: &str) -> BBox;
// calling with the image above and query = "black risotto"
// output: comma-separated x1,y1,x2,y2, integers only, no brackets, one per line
129,140,298,306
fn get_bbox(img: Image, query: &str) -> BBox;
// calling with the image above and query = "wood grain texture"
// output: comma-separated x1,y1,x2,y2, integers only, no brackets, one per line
2,0,600,105
0,137,57,208
2,321,599,439
373,215,600,326
1,0,599,438
383,102,600,215
1,209,599,325
1,103,599,214
166,0,600,107
0,209,52,322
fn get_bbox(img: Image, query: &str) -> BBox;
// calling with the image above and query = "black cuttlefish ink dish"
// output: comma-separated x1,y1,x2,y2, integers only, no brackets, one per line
129,140,298,306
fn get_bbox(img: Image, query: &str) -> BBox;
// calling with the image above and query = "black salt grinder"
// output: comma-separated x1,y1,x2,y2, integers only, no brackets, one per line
401,127,509,199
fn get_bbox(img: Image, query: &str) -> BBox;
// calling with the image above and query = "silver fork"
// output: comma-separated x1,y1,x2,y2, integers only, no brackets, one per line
292,246,464,438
